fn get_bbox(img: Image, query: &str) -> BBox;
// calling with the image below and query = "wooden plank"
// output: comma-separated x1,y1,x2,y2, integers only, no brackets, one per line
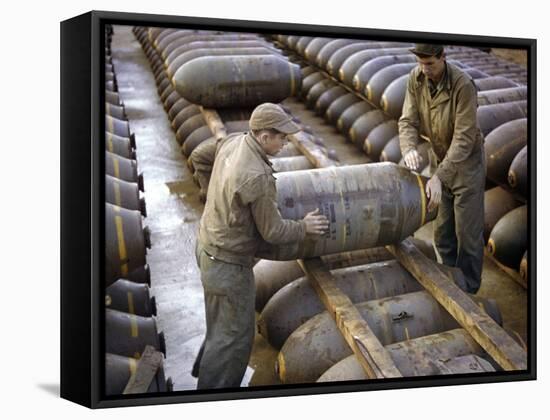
199,107,227,140
484,248,527,289
387,239,527,371
123,345,164,394
298,258,402,379
288,131,339,169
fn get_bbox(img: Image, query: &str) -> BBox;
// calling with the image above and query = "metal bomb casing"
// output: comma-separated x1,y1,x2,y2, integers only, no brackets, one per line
106,279,156,317
173,54,302,108
487,205,528,270
105,353,171,395
166,46,282,79
105,203,150,285
105,309,165,358
257,162,436,260
508,145,528,198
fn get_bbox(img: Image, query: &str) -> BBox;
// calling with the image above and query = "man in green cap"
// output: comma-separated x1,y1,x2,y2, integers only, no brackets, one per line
399,43,485,294
192,102,330,389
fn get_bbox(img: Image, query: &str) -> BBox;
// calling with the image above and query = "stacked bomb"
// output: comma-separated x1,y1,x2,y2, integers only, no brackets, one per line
274,36,527,177
132,27,337,195
105,27,171,395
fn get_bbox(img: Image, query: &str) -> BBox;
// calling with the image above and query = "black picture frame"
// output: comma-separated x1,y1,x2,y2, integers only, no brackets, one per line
60,10,536,409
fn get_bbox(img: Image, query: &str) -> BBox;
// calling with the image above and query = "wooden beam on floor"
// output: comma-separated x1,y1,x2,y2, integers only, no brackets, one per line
289,131,338,169
298,257,402,379
200,107,227,140
387,238,527,371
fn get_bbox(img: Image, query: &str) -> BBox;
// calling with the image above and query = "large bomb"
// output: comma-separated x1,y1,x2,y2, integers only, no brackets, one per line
484,187,521,242
173,55,301,108
258,162,436,260
508,145,528,198
485,118,527,185
487,205,528,270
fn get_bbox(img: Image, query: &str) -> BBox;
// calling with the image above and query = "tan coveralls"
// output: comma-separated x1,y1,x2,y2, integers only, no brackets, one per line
399,62,485,293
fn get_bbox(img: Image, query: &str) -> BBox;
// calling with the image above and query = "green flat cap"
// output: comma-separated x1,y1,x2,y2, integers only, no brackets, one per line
410,44,444,56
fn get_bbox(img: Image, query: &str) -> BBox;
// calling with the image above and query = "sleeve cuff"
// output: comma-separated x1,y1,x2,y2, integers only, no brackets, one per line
299,220,307,240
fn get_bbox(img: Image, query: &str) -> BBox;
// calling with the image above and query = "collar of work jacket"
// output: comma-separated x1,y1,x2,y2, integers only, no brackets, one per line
414,62,453,107
246,132,274,169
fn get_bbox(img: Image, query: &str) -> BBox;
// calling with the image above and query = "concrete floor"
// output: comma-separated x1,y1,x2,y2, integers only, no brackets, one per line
110,25,528,390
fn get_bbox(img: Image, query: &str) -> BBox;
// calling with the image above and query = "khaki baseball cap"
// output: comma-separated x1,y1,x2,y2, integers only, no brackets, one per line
410,43,444,56
249,103,301,134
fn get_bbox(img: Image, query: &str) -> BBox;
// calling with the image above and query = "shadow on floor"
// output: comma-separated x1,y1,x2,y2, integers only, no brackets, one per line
36,383,59,397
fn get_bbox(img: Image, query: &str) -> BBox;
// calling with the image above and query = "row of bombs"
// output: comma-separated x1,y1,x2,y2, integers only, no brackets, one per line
279,36,527,112
298,65,526,175
251,240,523,382
104,35,172,394
133,27,301,109
274,35,526,97
483,116,529,280
132,27,334,176
281,39,527,179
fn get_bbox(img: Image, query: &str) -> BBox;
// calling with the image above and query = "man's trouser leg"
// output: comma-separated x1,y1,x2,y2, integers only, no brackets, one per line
192,242,205,378
195,247,255,389
191,339,205,378
433,186,459,268
453,182,485,294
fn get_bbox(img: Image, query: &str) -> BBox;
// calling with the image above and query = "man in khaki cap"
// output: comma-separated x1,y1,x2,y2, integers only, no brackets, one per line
399,43,485,294
193,102,329,389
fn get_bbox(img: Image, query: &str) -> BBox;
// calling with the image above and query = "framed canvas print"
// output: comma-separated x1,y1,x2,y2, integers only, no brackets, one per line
60,10,536,409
